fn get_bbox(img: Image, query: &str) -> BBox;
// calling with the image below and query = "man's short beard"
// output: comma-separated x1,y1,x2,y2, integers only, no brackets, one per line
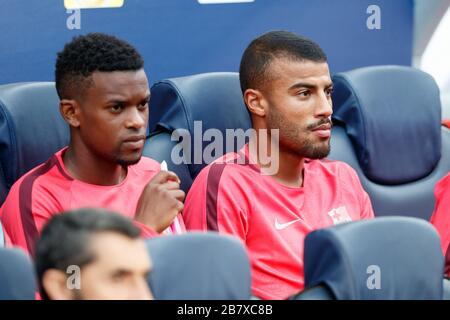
267,107,331,159
116,157,140,167
299,140,331,159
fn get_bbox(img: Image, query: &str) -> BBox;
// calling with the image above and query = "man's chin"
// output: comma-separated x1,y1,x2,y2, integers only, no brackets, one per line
116,155,142,167
302,142,331,159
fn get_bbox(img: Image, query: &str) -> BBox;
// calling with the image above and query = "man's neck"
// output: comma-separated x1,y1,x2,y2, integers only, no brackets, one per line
249,133,304,188
63,142,127,186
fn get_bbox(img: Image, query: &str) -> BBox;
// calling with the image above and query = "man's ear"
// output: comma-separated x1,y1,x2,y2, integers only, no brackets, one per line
60,99,80,127
42,269,75,300
243,89,267,117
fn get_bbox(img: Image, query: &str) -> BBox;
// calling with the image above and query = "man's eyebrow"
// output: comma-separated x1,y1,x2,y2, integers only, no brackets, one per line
288,82,317,91
105,94,150,104
110,268,132,277
288,82,334,91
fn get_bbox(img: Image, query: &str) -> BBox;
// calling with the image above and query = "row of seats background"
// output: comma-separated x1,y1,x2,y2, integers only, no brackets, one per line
1,66,449,221
1,66,450,301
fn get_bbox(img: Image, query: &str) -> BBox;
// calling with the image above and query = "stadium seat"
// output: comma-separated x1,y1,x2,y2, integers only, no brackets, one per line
289,284,335,300
0,247,37,300
143,72,251,193
329,66,450,220
146,232,252,300
292,217,444,300
444,278,450,300
0,82,69,206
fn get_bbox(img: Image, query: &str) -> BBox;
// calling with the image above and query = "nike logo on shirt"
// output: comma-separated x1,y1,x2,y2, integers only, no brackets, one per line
275,218,302,230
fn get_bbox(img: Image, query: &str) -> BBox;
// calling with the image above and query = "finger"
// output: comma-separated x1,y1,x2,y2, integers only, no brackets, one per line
161,181,181,191
150,171,180,184
175,200,184,213
168,189,186,202
166,171,181,184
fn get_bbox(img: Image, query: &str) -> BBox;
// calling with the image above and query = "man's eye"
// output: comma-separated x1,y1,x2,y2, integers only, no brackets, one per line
111,273,125,283
326,88,334,96
111,104,123,112
138,101,149,110
298,91,310,97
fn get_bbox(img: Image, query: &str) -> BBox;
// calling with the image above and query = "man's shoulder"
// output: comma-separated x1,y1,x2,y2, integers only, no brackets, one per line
2,154,65,210
11,155,63,188
189,151,259,195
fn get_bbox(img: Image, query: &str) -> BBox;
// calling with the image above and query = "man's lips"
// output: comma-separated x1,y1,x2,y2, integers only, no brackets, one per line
124,135,146,142
311,123,332,138
123,135,146,149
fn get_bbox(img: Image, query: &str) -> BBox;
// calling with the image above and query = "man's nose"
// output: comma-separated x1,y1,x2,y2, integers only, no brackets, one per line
132,280,153,300
125,107,147,129
315,92,333,118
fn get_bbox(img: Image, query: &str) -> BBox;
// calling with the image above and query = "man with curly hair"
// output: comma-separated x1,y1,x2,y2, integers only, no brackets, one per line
0,33,185,256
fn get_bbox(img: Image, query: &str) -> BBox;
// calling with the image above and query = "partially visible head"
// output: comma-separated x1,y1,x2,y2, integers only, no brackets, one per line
35,208,153,300
56,33,150,166
240,31,333,159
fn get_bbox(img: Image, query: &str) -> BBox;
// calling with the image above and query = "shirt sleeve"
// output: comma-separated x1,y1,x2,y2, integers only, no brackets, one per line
0,179,60,255
183,163,249,242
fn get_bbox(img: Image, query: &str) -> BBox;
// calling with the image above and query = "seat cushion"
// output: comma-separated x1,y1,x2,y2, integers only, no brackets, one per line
146,232,251,300
0,82,69,205
332,66,442,185
304,217,444,299
148,72,252,179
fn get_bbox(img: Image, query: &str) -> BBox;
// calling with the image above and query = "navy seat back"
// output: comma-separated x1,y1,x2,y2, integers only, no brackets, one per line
303,217,444,300
0,247,37,300
0,82,69,205
330,66,450,219
146,232,251,300
143,72,251,193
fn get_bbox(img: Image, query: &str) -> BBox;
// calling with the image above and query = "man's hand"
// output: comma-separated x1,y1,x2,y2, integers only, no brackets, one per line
135,171,185,233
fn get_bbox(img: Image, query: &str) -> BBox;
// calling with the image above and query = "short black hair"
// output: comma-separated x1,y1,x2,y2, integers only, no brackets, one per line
239,30,327,94
55,32,144,99
34,208,141,300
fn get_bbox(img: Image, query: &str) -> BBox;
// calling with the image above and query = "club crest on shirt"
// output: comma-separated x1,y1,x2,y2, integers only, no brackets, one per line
327,206,352,225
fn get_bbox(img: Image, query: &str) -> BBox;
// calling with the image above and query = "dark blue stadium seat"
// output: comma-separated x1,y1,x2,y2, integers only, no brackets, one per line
146,232,251,300
0,82,69,206
143,72,251,193
0,247,36,300
444,278,450,300
289,284,335,300
299,217,444,300
329,66,450,220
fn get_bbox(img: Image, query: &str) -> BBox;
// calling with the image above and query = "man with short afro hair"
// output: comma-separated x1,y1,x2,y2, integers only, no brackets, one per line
1,33,186,255
55,33,144,100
